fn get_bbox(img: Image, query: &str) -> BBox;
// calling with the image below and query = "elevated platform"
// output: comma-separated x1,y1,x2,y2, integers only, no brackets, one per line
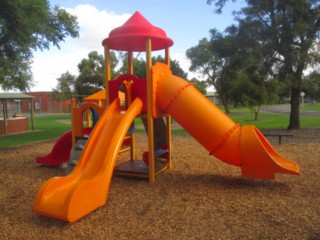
114,160,169,178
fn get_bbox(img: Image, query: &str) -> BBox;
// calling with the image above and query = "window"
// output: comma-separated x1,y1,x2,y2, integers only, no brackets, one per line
35,102,40,110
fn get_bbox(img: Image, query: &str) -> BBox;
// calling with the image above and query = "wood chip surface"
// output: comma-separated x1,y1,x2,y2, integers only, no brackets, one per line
0,131,319,239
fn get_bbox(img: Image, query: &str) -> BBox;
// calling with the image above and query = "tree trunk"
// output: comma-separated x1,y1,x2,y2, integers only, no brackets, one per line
288,87,300,130
288,58,305,130
221,96,230,114
253,106,260,121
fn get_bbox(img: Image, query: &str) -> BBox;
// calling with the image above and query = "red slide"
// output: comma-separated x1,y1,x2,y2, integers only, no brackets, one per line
36,128,92,166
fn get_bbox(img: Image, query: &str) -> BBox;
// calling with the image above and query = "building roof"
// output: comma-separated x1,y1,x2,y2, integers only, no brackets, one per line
0,93,34,100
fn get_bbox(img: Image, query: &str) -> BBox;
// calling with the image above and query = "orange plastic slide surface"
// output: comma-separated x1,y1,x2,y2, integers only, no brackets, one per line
153,63,299,179
33,98,142,222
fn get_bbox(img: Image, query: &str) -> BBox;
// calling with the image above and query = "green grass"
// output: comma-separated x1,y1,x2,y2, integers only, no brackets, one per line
217,104,320,129
228,112,320,129
0,114,71,148
1,108,319,148
228,112,290,129
300,103,320,111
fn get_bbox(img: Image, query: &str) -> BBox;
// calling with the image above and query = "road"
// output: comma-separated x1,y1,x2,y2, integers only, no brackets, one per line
261,104,320,117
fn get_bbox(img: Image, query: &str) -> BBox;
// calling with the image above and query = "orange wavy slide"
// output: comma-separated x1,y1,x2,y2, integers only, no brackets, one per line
153,62,299,179
33,98,142,222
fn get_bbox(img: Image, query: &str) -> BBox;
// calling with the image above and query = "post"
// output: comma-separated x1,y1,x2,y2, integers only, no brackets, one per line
128,51,133,74
3,99,7,134
4,99,8,118
165,48,170,66
165,47,172,169
71,99,76,147
30,99,35,131
104,45,111,106
146,37,155,184
300,91,305,108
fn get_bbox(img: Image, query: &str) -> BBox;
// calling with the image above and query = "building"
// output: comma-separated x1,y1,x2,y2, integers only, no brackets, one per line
20,92,71,113
206,91,221,105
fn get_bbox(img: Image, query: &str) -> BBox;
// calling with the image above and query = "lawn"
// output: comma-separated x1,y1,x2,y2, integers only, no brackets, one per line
301,103,320,111
228,112,320,129
0,107,319,148
0,114,71,148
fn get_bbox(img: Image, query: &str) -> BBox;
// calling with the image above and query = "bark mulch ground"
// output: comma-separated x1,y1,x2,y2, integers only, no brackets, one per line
0,129,319,240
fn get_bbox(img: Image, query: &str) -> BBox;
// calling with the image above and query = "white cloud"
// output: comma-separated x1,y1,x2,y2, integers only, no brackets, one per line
66,4,130,51
31,4,130,91
171,52,207,81
30,4,201,92
171,52,193,79
171,52,215,92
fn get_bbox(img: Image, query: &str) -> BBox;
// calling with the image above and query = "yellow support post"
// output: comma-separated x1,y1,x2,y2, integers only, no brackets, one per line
165,48,170,65
146,37,155,184
165,47,172,169
128,51,133,74
127,50,136,161
130,133,135,161
104,45,111,106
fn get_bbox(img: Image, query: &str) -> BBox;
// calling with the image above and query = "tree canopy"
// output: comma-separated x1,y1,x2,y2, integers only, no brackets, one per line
303,71,320,102
186,38,228,109
55,52,190,100
118,54,188,80
74,51,108,99
0,0,79,91
50,71,76,101
207,0,320,129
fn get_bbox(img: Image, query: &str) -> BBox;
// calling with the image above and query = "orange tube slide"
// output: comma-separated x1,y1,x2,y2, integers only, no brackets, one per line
153,63,299,179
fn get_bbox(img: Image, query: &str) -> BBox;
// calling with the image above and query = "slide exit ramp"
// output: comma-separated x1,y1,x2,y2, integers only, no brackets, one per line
33,98,143,222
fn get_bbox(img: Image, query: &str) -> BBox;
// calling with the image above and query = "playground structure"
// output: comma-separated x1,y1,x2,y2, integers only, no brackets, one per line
33,12,300,222
35,127,93,166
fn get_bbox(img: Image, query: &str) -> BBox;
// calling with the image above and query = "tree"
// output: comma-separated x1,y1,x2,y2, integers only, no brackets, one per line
187,22,281,117
207,0,320,129
153,56,188,80
117,52,147,77
217,25,281,119
50,71,76,101
241,76,281,120
0,0,79,91
303,71,320,102
210,28,241,113
189,77,207,95
186,38,233,113
118,54,188,79
74,51,106,99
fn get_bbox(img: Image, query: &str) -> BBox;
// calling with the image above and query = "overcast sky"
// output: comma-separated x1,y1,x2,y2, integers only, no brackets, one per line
30,0,244,92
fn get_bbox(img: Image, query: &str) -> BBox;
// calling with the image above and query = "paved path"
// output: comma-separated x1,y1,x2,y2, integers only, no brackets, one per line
261,104,320,117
